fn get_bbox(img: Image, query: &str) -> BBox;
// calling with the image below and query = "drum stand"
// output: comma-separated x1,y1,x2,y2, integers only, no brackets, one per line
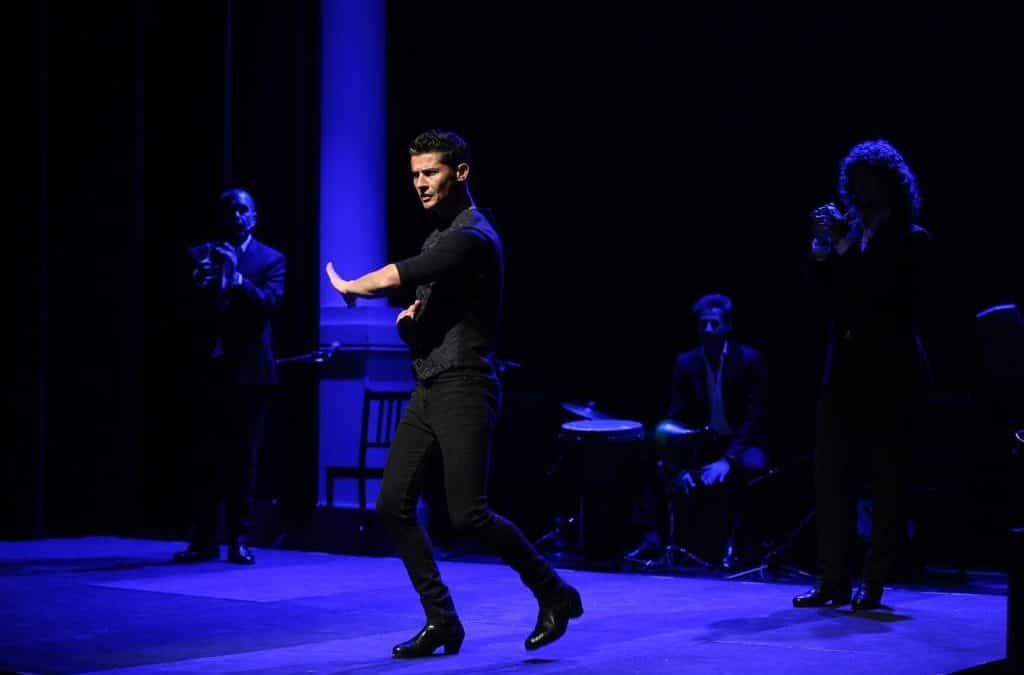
531,446,582,559
533,512,579,559
538,417,645,563
627,464,712,571
659,490,713,570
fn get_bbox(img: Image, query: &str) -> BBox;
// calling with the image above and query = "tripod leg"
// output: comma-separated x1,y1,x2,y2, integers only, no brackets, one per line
723,563,768,581
722,507,816,582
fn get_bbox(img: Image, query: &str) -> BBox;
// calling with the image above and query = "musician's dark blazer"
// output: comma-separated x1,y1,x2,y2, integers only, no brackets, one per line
666,342,767,461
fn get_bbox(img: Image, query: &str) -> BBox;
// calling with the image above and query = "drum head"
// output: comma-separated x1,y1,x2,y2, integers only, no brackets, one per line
560,419,645,442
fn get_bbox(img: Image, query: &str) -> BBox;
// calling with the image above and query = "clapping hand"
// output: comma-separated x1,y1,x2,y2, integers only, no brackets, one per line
193,259,220,288
213,243,239,286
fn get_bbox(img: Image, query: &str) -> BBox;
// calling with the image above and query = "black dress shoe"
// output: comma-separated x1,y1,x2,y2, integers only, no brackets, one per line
172,545,218,563
525,584,584,651
392,619,465,658
851,581,883,611
226,543,255,565
792,579,852,608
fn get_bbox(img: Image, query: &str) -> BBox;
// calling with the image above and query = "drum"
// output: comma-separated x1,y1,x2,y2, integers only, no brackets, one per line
652,422,717,483
556,418,648,561
558,419,646,443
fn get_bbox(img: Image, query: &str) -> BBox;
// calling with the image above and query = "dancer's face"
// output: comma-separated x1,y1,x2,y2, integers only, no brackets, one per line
411,152,468,212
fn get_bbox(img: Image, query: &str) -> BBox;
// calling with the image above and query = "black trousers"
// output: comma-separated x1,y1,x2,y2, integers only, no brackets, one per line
187,382,269,547
651,434,759,562
376,370,563,620
814,375,916,585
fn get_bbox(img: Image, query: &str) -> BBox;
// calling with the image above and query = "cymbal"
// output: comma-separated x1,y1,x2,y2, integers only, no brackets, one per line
560,400,612,420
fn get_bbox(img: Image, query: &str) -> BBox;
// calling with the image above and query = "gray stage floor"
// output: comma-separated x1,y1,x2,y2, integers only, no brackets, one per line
0,537,1007,674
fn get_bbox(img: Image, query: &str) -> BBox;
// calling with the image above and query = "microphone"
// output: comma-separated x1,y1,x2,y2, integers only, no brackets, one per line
811,202,846,240
810,202,847,259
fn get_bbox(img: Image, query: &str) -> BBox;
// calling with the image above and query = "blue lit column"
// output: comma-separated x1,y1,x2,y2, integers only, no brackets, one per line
319,0,386,301
318,0,411,509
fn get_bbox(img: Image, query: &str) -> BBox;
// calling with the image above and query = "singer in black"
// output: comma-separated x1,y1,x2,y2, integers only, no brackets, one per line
793,140,932,610
174,188,286,565
325,130,582,658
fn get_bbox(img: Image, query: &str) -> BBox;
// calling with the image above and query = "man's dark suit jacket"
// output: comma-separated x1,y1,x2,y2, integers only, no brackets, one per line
666,342,767,461
808,223,933,405
186,238,286,385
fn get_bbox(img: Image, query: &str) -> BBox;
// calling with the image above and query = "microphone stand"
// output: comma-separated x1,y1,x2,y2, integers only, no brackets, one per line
275,343,340,366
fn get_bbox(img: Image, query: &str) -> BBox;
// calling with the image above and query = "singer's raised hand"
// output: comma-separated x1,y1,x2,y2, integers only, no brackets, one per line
325,261,357,307
811,203,845,241
810,203,846,260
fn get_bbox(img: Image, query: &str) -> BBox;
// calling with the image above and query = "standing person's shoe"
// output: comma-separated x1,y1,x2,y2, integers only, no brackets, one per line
172,544,218,563
792,578,852,608
226,542,255,564
851,581,884,611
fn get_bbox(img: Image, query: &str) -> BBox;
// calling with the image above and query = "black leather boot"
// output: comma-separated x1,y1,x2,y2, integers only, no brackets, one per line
525,584,584,651
172,543,218,564
226,542,255,564
392,618,465,658
851,581,884,611
792,578,852,608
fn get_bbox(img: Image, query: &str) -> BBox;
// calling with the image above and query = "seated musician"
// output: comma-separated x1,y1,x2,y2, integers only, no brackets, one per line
631,293,769,568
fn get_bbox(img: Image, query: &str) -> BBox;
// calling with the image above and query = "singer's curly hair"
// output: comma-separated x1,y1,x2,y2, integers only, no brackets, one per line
408,129,472,169
838,139,921,226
